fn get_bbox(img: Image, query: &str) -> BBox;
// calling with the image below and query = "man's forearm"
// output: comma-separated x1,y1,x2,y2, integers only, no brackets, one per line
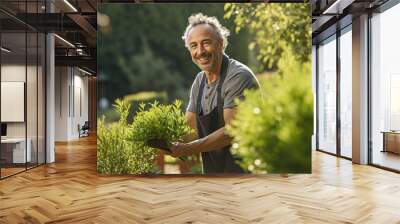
182,131,198,143
191,127,233,153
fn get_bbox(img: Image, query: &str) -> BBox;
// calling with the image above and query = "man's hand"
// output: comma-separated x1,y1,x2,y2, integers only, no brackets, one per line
168,108,238,156
169,142,198,158
158,149,173,156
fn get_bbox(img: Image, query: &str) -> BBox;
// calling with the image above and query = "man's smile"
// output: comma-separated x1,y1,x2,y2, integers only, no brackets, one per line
197,55,211,64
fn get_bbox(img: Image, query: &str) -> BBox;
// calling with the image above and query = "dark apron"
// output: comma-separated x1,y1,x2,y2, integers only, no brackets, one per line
195,55,245,173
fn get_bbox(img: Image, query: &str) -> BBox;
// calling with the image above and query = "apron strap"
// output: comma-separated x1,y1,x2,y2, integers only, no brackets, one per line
196,72,206,115
216,55,229,121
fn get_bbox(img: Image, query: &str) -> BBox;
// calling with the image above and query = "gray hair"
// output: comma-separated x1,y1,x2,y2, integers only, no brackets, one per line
182,13,230,52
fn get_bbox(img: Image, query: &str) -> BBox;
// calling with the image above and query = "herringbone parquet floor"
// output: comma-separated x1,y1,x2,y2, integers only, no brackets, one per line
1,135,400,223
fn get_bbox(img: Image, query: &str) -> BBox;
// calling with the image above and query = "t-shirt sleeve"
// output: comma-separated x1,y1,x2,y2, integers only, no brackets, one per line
223,70,258,109
186,73,201,113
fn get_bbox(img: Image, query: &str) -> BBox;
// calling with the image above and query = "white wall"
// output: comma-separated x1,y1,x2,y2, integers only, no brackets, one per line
55,66,69,141
55,67,89,141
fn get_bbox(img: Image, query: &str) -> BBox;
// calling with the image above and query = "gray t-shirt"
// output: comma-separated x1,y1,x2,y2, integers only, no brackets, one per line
187,57,259,115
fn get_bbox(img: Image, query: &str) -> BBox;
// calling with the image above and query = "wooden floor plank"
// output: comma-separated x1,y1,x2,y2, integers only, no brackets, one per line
0,135,399,223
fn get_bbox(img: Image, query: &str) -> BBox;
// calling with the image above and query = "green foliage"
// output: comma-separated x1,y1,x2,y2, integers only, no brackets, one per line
116,42,185,102
130,100,193,146
100,91,168,124
227,51,312,173
224,3,311,69
124,91,168,103
97,99,157,174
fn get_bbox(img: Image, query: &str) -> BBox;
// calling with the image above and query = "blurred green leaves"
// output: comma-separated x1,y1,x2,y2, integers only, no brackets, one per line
224,2,312,173
225,3,311,69
227,50,312,173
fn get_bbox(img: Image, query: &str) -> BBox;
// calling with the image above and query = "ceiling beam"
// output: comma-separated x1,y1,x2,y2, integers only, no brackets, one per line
55,55,96,73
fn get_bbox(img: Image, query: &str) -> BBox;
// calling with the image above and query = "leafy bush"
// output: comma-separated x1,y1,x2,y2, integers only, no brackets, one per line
227,51,312,173
97,99,157,174
130,100,193,148
224,3,311,69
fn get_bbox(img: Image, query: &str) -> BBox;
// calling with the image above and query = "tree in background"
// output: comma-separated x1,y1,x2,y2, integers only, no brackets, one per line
224,3,311,70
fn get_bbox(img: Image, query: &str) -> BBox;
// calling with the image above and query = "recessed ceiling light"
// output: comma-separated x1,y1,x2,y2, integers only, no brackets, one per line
78,67,92,76
54,34,75,48
1,47,11,53
63,0,78,12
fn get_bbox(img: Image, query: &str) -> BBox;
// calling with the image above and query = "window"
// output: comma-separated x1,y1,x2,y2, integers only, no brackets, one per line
317,35,337,154
371,2,400,171
339,26,352,158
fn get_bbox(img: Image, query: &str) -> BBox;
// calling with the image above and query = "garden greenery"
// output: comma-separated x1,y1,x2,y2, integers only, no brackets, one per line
130,100,193,149
97,99,157,174
98,99,193,174
227,50,312,173
224,3,311,69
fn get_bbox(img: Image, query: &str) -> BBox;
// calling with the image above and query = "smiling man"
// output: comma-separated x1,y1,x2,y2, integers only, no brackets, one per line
168,13,259,173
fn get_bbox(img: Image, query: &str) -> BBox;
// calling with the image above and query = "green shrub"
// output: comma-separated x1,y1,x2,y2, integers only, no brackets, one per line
227,51,312,173
97,99,157,174
130,99,193,149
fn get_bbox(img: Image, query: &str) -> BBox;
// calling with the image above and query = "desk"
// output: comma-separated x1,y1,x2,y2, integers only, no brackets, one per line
1,138,31,163
381,131,400,154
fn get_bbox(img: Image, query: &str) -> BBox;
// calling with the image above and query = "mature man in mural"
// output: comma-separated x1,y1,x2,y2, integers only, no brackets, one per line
164,13,259,173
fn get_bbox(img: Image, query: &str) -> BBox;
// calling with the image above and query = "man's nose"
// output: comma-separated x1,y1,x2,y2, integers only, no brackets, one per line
196,44,205,56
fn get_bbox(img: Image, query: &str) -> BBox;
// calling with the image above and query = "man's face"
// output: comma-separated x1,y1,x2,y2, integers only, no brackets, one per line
187,24,223,73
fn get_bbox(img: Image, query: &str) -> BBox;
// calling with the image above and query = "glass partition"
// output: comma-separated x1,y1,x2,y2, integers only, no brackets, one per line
1,30,28,177
0,1,46,179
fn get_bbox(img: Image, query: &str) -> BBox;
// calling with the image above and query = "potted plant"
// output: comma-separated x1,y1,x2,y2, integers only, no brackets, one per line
130,100,194,172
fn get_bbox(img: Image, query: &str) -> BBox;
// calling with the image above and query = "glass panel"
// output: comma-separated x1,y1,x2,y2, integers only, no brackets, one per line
318,35,337,154
339,28,352,158
371,4,400,171
1,31,27,177
0,1,46,178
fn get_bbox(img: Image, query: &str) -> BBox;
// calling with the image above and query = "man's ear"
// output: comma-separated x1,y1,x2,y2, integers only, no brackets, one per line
219,38,224,50
218,38,224,51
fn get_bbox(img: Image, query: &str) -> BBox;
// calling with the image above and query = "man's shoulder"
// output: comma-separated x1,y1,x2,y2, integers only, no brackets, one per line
227,58,255,77
192,71,204,85
226,58,258,85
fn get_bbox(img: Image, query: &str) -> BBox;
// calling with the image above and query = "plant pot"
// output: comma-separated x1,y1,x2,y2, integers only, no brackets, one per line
178,159,194,174
155,151,165,172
